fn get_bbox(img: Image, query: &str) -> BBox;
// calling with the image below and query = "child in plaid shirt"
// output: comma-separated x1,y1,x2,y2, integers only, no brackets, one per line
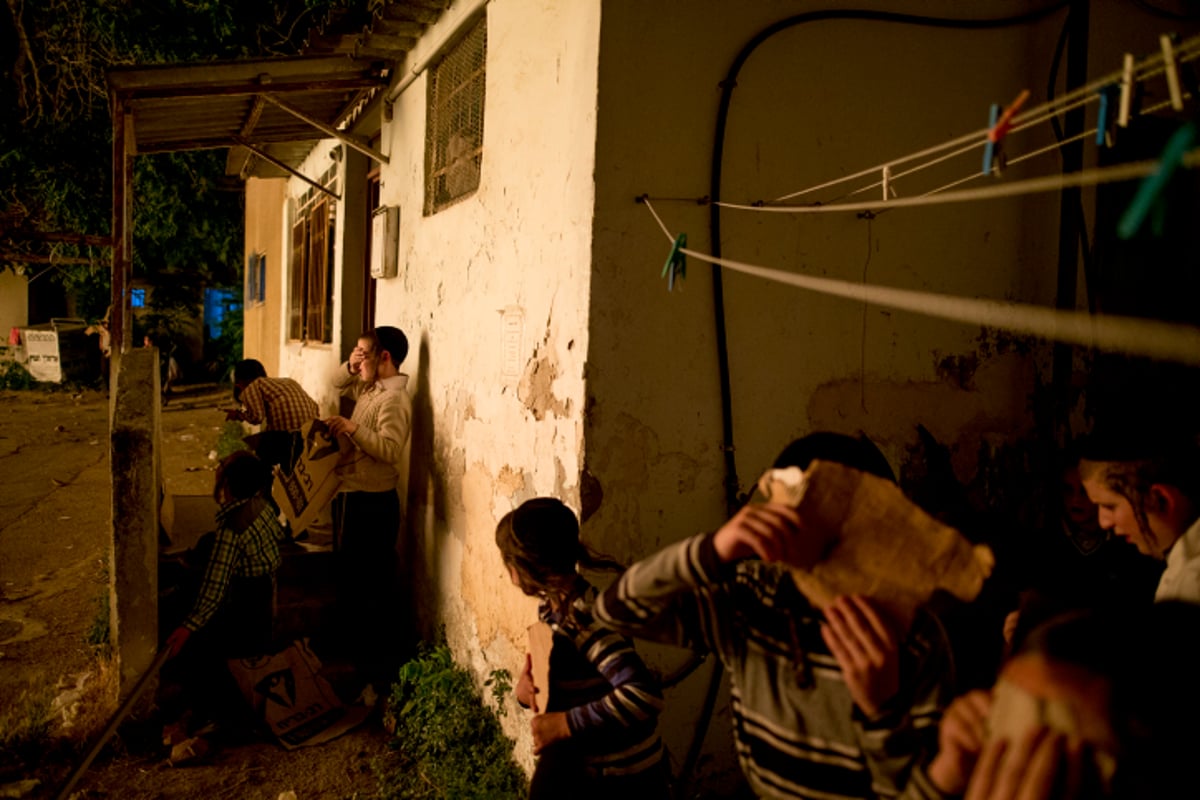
166,450,284,659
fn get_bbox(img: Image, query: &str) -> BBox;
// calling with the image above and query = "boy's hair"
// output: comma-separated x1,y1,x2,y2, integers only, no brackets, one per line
772,431,895,482
213,450,272,503
363,325,409,367
1079,424,1200,533
233,359,268,384
496,497,622,600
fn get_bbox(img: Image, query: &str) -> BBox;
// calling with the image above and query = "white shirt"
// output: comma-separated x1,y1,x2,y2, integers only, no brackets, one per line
1155,516,1200,603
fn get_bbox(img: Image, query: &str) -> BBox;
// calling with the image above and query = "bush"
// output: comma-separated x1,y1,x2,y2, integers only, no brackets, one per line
0,362,35,390
376,644,527,799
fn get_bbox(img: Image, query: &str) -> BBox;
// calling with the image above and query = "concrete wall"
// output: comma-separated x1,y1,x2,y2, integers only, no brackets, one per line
0,270,28,339
243,178,287,377
585,0,1198,788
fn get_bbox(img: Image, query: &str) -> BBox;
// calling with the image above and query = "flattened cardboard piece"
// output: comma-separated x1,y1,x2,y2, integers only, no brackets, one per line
527,622,554,714
273,419,359,536
227,639,368,749
773,460,994,628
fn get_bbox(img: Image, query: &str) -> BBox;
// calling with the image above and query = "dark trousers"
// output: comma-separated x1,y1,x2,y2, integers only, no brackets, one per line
255,430,303,473
530,741,672,800
332,489,401,677
161,574,275,729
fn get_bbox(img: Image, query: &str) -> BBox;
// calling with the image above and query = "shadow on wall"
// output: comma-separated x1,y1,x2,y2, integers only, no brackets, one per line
404,333,446,642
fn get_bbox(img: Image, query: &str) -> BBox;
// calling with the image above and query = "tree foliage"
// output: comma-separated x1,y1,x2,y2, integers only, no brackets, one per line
1,0,345,323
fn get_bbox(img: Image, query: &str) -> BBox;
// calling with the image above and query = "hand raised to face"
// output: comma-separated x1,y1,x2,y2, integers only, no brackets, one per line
712,502,831,570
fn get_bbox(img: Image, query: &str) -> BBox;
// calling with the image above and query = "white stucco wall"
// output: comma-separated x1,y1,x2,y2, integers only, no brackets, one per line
372,0,602,769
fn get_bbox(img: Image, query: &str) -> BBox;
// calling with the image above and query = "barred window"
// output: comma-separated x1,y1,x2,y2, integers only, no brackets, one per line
424,17,486,215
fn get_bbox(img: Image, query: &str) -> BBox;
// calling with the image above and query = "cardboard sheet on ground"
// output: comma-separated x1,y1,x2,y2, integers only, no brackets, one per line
227,639,368,749
273,419,360,536
757,459,994,627
527,622,554,713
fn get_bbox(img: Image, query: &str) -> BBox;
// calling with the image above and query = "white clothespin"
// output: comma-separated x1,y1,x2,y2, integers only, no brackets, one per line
1118,53,1135,127
1161,34,1184,112
881,166,894,201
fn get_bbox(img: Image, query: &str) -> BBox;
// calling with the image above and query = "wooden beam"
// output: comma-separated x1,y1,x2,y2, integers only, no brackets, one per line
107,55,386,94
359,33,418,52
261,93,389,165
119,75,387,102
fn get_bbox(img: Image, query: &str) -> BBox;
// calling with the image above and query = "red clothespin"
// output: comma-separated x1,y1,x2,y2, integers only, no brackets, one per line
983,89,1030,176
988,89,1030,143
1161,34,1185,112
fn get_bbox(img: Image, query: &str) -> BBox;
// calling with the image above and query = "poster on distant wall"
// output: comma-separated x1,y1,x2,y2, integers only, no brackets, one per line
21,329,62,382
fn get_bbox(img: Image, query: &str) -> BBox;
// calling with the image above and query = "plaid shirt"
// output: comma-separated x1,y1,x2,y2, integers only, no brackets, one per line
240,377,319,432
184,497,283,631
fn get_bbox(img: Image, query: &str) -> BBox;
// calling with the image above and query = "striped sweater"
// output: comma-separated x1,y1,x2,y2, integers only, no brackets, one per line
595,532,954,799
541,580,666,778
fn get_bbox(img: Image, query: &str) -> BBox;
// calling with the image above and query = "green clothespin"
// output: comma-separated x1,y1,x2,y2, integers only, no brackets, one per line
1117,120,1195,240
661,233,686,291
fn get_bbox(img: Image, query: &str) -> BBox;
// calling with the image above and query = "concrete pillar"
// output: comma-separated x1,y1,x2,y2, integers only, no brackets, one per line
109,347,160,701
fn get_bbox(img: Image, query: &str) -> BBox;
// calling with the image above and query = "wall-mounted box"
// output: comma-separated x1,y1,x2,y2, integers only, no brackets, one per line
370,205,399,279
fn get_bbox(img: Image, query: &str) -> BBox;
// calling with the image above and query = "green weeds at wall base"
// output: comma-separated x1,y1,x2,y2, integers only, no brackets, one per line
375,644,527,799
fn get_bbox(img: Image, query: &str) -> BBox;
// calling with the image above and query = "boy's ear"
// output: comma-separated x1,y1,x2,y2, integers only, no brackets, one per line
1147,483,1187,525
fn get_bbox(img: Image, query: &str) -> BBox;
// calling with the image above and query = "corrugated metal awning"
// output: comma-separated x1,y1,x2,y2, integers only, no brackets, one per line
106,55,391,181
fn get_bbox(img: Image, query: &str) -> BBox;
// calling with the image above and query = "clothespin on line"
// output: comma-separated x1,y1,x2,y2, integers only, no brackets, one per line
661,233,687,291
1117,121,1196,240
1097,85,1118,147
881,166,896,201
983,89,1030,176
1161,34,1185,112
1118,53,1135,127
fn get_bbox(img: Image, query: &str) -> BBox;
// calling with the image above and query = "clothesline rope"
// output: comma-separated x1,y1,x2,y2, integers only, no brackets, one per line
711,149,1199,214
710,34,1200,208
639,196,1200,366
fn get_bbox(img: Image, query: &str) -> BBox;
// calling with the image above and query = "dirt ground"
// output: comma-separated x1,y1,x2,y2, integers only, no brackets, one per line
0,386,390,800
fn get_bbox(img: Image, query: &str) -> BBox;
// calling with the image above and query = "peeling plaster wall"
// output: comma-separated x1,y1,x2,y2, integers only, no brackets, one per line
370,0,601,768
586,0,1186,788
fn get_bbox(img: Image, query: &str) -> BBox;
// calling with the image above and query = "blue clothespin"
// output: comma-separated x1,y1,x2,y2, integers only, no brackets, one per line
661,233,686,291
982,103,1001,176
982,90,1030,176
1096,84,1118,147
1117,120,1196,239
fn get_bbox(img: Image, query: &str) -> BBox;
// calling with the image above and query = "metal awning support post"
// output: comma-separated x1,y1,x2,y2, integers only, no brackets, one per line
111,101,134,354
232,136,341,200
261,93,389,165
